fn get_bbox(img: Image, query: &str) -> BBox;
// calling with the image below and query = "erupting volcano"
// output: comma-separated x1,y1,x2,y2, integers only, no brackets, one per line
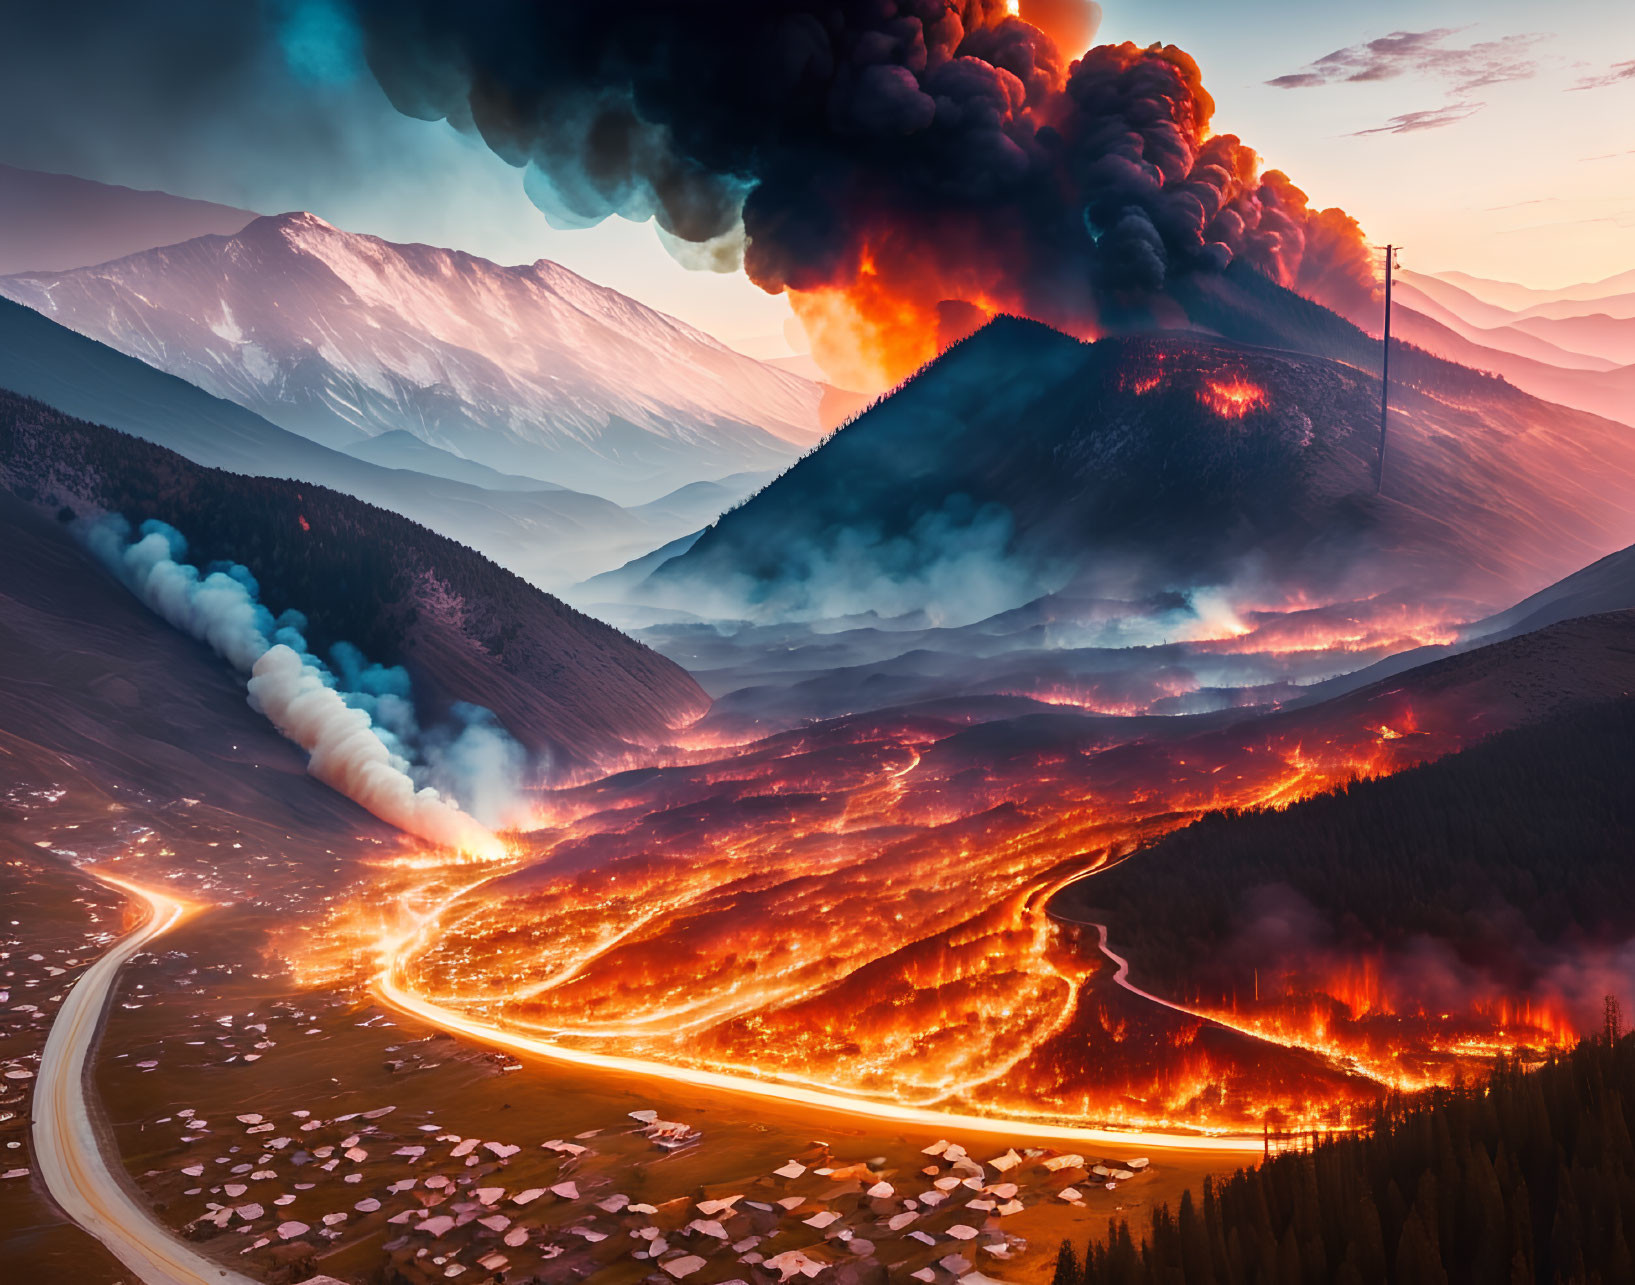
3,3,1633,1283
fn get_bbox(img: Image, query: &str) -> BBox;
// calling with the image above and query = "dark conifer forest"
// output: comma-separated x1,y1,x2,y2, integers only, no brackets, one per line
1063,695,1635,1006
1055,1029,1635,1285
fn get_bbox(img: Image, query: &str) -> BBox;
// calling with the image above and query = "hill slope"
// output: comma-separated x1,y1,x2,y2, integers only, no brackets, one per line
0,486,384,839
1055,607,1635,1010
0,163,255,275
0,390,708,766
651,316,1635,622
0,212,824,501
0,297,685,588
1290,533,1635,708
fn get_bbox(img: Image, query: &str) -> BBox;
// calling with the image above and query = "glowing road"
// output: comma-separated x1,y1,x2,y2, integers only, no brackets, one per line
374,964,1267,1156
31,871,255,1285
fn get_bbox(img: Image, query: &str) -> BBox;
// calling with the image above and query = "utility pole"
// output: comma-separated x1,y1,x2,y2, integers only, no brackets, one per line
1376,245,1398,495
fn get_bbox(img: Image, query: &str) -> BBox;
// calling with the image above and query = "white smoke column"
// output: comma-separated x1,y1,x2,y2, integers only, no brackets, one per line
422,702,536,832
86,517,511,860
248,646,503,860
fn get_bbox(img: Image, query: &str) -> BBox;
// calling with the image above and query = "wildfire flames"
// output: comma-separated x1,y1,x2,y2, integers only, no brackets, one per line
1192,601,1464,656
1199,378,1268,419
289,632,1567,1140
1189,963,1577,1093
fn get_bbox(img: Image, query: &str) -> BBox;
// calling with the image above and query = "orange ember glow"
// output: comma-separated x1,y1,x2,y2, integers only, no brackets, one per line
283,652,1558,1144
1198,378,1268,419
1190,955,1577,1092
1190,601,1464,657
786,225,1085,392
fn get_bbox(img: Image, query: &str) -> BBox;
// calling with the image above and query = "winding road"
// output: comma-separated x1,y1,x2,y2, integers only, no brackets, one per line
31,871,255,1285
25,860,1262,1285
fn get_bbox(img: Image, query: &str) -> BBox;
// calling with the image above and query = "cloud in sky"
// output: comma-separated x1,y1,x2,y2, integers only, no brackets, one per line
1570,60,1635,91
1352,103,1487,136
1268,27,1550,140
1268,28,1550,94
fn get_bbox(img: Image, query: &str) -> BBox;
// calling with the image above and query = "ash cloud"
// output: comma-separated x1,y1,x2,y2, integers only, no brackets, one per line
339,0,1379,385
87,516,526,858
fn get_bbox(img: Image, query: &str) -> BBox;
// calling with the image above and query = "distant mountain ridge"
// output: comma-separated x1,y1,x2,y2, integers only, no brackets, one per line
0,388,709,766
648,311,1635,623
0,296,699,591
343,429,564,492
1384,267,1635,426
0,211,826,502
1390,306,1635,428
1434,265,1635,310
0,163,255,275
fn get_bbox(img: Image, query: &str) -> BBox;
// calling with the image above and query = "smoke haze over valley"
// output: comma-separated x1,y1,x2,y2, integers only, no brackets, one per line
1,5,1633,1285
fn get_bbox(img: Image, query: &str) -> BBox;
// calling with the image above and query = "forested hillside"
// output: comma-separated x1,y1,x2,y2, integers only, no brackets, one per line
0,389,708,764
1056,1030,1635,1285
653,311,1635,623
1062,689,1635,1005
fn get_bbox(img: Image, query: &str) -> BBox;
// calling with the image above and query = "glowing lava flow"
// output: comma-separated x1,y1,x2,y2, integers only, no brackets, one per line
372,950,1266,1154
290,677,1504,1142
280,579,1592,1142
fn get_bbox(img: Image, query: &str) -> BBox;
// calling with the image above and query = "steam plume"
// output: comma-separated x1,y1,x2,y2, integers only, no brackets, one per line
340,0,1376,388
88,517,521,860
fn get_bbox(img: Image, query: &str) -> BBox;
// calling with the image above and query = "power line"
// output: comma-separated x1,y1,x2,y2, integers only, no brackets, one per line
1376,244,1400,495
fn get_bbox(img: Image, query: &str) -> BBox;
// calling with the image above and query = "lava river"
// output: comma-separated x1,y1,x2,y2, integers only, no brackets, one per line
287,631,1580,1140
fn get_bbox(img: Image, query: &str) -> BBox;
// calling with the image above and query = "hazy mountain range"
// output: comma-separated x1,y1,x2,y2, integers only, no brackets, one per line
0,296,775,594
0,162,255,275
1389,266,1635,427
0,205,826,502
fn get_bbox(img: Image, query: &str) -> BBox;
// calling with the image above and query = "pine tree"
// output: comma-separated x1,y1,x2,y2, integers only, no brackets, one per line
1349,1190,1387,1282
1275,1226,1302,1285
1179,1189,1217,1285
1055,1238,1082,1285
1396,1207,1450,1285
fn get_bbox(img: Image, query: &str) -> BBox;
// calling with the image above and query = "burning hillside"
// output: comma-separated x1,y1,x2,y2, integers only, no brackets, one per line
292,610,1635,1136
641,322,1635,626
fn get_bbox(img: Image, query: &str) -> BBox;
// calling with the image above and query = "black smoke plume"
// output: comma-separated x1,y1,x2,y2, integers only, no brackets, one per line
345,1,1376,386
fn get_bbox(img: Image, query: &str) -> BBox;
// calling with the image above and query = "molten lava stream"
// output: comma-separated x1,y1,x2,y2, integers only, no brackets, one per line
292,693,1522,1139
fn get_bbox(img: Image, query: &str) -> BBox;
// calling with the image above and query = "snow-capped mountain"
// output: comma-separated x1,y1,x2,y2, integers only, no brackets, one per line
0,212,825,501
